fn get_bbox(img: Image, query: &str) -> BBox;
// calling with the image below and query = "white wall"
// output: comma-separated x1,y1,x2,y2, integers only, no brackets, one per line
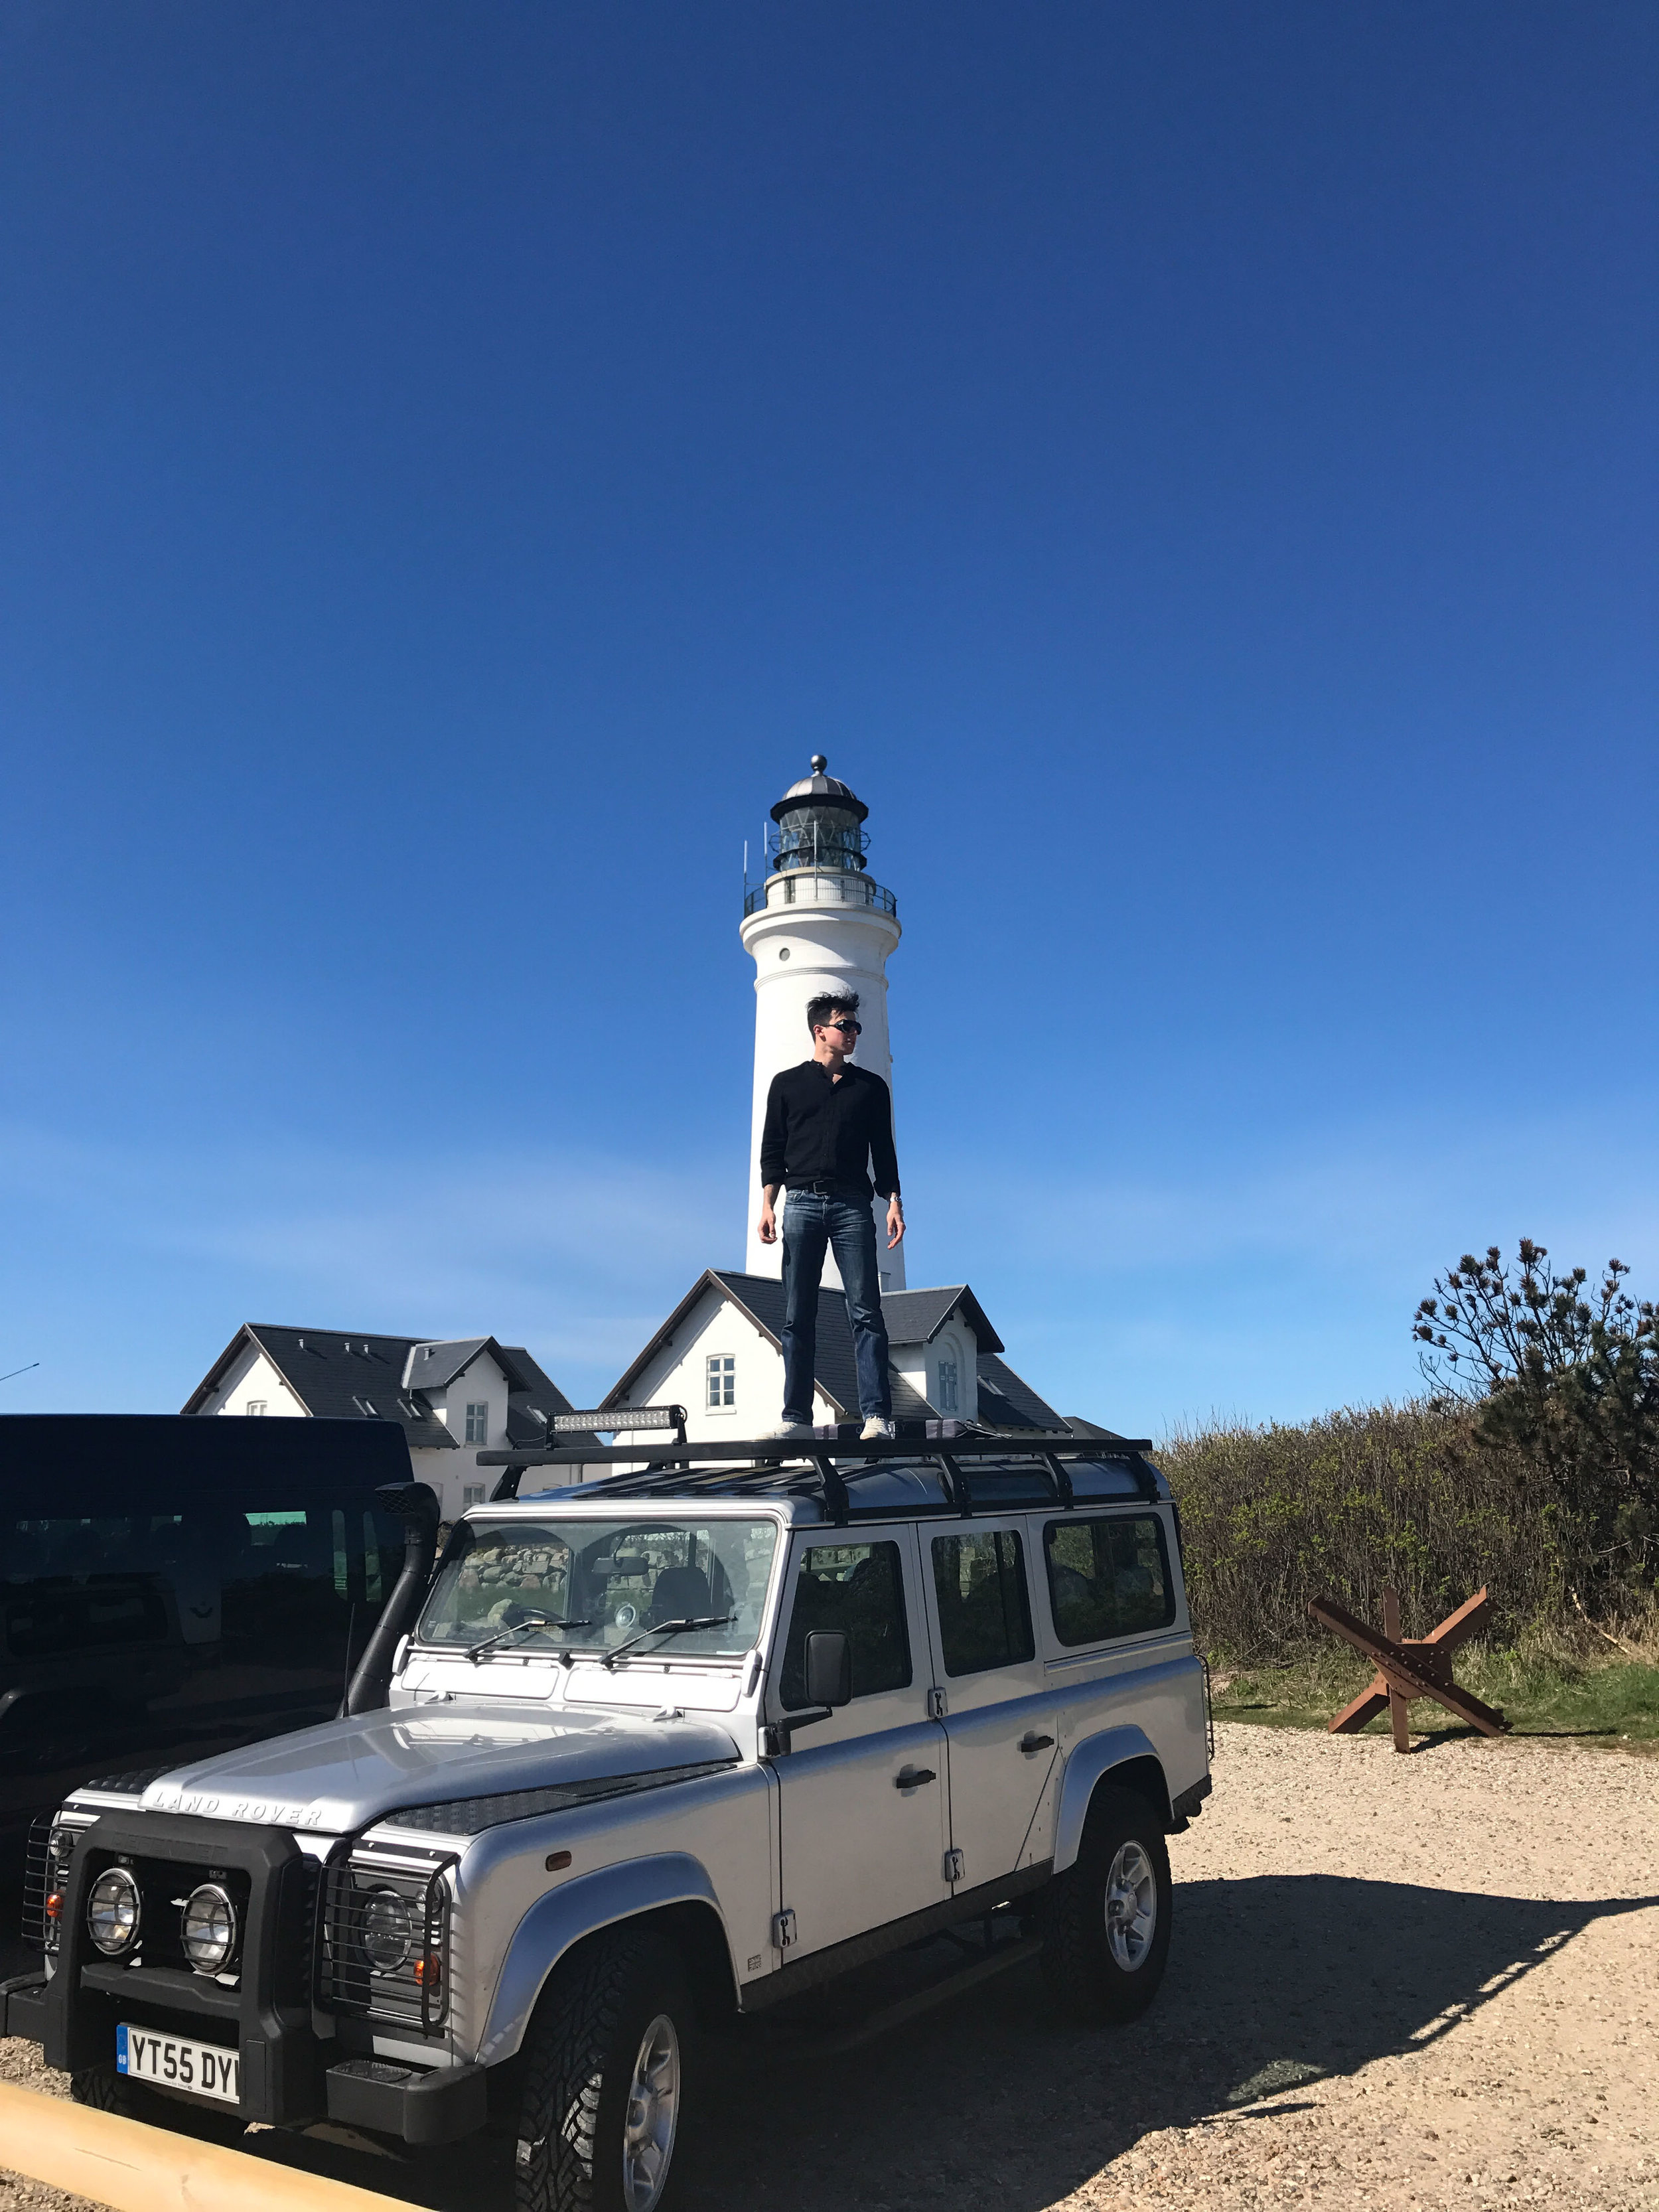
200,1343,305,1418
930,1327,977,1422
885,1313,980,1425
737,869,905,1293
421,1349,512,1520
608,1286,837,1443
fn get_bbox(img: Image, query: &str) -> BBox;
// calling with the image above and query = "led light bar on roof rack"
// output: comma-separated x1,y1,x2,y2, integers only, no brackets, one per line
549,1404,687,1441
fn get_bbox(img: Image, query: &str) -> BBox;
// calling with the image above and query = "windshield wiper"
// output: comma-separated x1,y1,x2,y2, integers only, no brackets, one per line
599,1614,736,1670
467,1609,593,1664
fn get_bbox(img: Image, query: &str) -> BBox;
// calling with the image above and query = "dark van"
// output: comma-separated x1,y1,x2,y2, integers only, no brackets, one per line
0,1416,421,1883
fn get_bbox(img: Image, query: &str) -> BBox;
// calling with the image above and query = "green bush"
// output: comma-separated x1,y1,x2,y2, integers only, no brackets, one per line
1159,1402,1569,1661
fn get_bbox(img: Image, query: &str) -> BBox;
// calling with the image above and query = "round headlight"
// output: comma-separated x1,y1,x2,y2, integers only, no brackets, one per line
361,1889,413,1972
88,1866,141,1956
180,1883,238,1975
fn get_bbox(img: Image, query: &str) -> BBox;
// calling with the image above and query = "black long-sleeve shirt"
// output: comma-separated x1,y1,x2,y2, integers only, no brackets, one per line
759,1061,901,1201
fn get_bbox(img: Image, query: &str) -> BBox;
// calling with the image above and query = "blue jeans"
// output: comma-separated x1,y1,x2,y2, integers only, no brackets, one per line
780,1189,893,1424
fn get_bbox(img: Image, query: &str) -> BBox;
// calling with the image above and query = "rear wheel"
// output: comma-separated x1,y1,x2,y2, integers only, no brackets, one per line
70,2063,248,2145
1038,1783,1173,2022
514,1927,695,2212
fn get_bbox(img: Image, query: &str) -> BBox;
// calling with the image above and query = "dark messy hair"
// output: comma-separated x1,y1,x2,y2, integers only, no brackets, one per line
806,990,860,1036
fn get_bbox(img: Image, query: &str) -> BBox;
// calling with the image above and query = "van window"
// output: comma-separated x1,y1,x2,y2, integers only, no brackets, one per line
1043,1516,1175,1645
930,1530,1033,1676
779,1540,911,1706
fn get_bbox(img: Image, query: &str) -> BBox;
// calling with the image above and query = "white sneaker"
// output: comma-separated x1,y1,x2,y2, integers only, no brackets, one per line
860,1417,897,1442
764,1421,814,1440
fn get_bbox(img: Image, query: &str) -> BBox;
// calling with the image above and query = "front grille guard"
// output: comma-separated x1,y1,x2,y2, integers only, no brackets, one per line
317,1848,457,2034
22,1811,98,1954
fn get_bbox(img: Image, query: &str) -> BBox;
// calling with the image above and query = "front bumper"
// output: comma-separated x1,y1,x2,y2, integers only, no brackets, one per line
0,1971,47,2040
30,1808,476,2143
325,2057,487,2144
42,1810,324,2123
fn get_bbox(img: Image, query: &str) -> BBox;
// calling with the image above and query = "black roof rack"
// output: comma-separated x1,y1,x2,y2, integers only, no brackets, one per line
475,1432,1160,1523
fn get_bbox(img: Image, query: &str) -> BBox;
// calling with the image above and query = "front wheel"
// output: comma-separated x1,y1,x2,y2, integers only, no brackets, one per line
515,1927,695,2212
1037,1783,1173,2022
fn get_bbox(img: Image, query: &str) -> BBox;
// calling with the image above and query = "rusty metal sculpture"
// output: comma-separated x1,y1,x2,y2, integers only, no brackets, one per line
1308,1584,1510,1750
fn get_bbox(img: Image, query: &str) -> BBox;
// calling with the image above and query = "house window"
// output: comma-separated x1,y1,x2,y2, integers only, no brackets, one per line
464,1402,488,1444
246,1400,267,1416
705,1355,735,1410
936,1359,958,1413
461,1484,487,1509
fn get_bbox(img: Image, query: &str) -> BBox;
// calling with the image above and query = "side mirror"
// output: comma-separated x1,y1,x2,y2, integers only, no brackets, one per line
804,1630,852,1708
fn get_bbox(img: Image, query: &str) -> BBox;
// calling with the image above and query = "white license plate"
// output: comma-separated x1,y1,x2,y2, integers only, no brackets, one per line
115,2023,240,2103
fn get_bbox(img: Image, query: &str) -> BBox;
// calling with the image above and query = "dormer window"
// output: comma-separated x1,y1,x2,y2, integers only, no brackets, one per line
465,1402,489,1444
936,1359,959,1414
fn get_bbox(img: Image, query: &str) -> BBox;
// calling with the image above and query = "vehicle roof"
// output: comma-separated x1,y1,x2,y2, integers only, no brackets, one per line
0,1412,414,1507
470,1448,1169,1528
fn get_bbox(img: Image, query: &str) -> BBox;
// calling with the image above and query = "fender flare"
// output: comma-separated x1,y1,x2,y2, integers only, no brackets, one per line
1051,1724,1168,1873
475,1852,729,2066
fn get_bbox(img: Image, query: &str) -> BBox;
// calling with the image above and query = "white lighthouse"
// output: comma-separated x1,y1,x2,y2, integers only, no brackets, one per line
738,757,906,1291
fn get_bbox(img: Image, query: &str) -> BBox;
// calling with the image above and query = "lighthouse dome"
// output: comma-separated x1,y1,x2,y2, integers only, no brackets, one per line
770,754,870,826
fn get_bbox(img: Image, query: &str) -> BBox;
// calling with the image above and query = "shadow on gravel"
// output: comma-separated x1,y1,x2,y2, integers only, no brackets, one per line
216,1872,1658,2212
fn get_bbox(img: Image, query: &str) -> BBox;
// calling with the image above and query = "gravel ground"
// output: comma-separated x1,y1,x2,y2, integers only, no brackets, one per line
3,1723,1655,2212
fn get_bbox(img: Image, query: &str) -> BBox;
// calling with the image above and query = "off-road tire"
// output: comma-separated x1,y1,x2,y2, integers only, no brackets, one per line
70,2062,249,2144
514,1927,695,2212
1037,1783,1173,2022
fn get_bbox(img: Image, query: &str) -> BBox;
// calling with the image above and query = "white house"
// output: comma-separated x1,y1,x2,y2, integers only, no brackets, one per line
182,1325,585,1521
601,1270,1092,1445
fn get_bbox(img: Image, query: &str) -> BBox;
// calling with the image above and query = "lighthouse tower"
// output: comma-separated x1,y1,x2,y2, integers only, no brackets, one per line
739,757,906,1291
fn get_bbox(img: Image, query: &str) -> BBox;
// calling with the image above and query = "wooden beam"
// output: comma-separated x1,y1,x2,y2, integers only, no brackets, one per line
1327,1682,1390,1735
0,2080,411,2212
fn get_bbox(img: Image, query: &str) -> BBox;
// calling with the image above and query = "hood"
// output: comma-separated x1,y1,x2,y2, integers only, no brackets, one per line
137,1702,741,1834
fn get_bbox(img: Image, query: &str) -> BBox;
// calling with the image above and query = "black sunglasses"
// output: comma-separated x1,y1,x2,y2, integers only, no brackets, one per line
824,1018,862,1035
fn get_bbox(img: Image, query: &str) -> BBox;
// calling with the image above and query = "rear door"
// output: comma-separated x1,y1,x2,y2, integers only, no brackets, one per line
919,1519,1059,1892
767,1525,950,1958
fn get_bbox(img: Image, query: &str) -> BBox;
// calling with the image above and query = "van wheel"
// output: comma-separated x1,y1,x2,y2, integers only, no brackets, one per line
515,1927,694,2212
1038,1783,1172,2022
70,2063,248,2145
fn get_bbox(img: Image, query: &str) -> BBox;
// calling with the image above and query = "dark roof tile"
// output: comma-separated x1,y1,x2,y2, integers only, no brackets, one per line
182,1325,576,1454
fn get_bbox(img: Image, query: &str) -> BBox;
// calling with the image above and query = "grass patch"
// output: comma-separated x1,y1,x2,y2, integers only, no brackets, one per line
1210,1638,1659,1750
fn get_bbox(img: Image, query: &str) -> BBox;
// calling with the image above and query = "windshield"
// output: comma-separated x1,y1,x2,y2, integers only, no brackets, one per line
416,1516,780,1660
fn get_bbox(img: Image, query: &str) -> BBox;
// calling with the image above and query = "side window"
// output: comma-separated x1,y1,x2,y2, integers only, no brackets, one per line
464,1402,489,1445
779,1540,912,1708
931,1529,1033,1676
220,1507,347,1659
1043,1516,1175,1647
0,1516,173,1658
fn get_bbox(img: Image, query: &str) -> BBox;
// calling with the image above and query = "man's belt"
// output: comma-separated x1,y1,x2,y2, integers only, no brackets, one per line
786,1178,867,1197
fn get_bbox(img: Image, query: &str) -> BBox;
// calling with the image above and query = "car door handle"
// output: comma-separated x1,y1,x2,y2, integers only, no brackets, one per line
1019,1732,1055,1754
894,1766,937,1789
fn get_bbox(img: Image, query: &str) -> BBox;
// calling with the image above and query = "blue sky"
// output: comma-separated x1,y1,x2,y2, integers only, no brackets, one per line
2,3,1654,1433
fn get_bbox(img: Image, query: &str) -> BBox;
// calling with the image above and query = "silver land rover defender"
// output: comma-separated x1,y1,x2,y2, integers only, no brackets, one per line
2,1426,1210,2212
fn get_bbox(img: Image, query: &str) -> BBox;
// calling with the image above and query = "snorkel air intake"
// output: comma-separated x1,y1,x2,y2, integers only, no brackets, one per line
343,1481,440,1716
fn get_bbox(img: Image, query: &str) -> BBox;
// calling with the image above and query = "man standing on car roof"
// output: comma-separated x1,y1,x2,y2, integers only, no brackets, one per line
757,990,904,1442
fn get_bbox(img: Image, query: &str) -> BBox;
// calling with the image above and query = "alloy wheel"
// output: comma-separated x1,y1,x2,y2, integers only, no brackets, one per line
1103,1838,1158,1970
621,2012,680,2212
